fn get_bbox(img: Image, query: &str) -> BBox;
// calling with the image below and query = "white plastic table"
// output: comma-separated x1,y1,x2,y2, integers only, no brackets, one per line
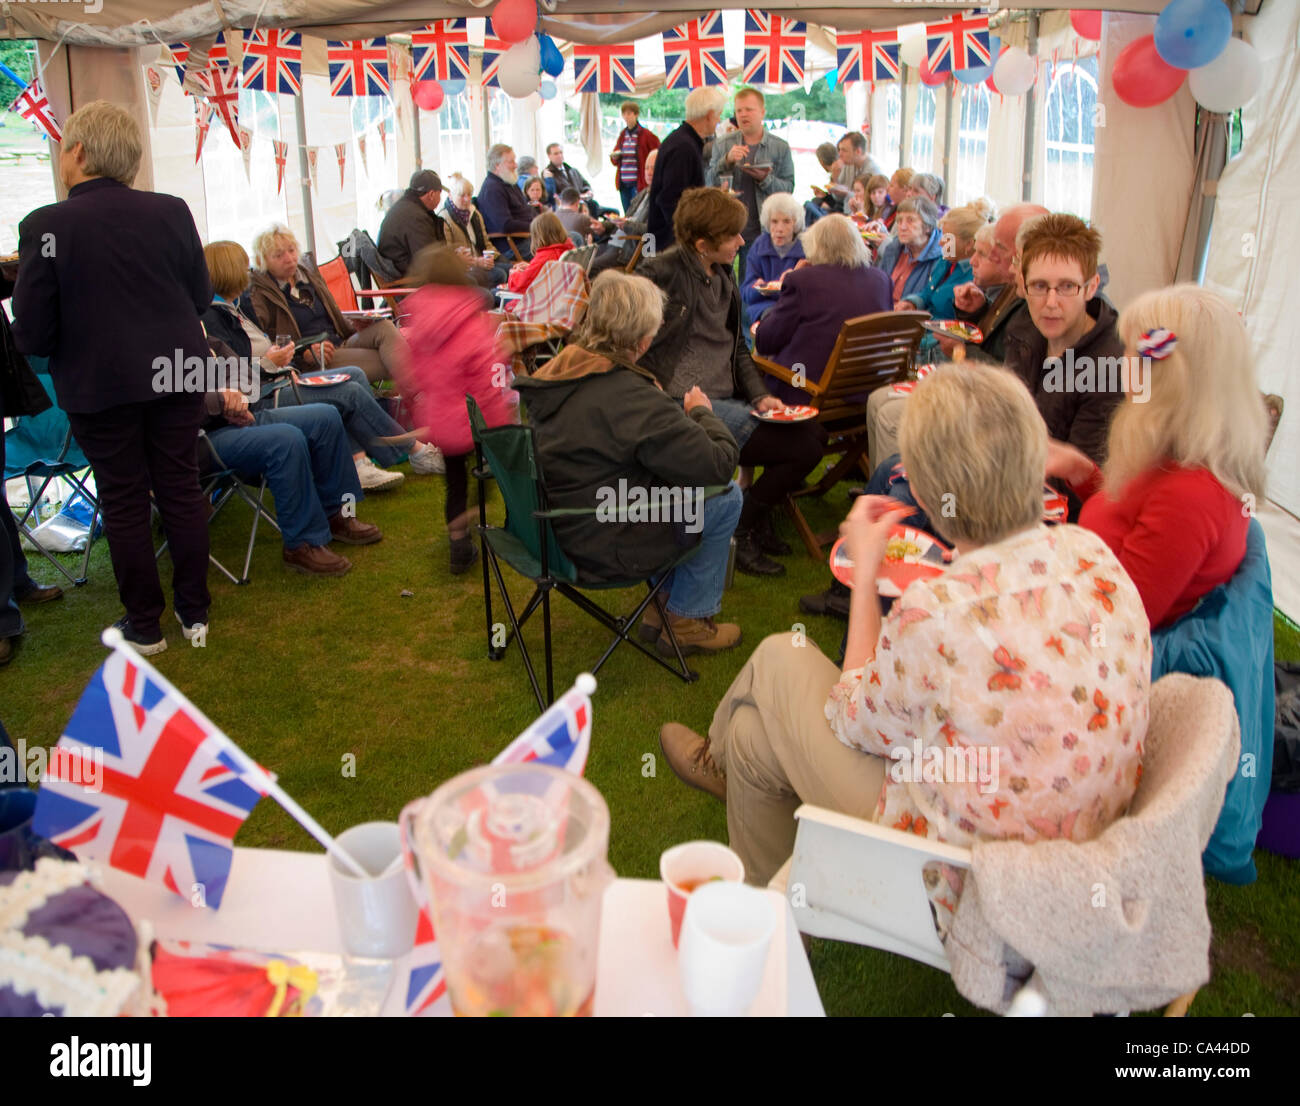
101,848,824,1017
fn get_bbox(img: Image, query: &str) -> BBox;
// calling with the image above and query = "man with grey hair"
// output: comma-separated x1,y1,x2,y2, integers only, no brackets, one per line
647,86,727,249
478,143,535,258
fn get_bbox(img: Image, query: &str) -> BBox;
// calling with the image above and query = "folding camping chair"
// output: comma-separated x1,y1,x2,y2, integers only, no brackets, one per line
317,254,361,312
495,260,590,377
751,310,928,558
155,430,280,586
3,363,102,586
468,396,706,711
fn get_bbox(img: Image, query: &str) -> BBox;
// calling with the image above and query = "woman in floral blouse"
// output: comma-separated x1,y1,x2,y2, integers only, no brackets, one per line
660,364,1152,928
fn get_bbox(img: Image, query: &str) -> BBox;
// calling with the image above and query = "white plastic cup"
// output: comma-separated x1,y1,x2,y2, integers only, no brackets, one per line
678,881,775,1016
328,821,419,958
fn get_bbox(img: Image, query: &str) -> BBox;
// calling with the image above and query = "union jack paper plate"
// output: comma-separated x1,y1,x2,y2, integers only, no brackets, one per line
922,319,983,344
298,374,352,386
751,404,818,422
1043,485,1069,523
830,524,951,596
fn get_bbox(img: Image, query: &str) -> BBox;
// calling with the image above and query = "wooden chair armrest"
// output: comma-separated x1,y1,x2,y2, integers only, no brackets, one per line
751,354,824,398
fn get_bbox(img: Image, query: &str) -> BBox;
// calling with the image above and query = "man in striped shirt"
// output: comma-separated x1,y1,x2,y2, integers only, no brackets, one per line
610,102,660,213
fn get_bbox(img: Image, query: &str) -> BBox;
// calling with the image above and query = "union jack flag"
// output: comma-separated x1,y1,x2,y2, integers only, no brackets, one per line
493,678,593,776
663,13,728,90
328,38,390,97
8,77,62,143
242,28,303,95
481,19,510,88
411,19,470,83
836,28,900,85
573,43,635,94
273,138,288,194
32,649,267,910
167,42,191,86
195,64,241,148
742,11,805,87
926,13,992,75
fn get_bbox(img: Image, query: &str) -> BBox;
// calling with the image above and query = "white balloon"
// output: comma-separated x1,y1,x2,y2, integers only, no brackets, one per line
899,28,927,69
994,46,1036,96
498,39,541,98
1189,37,1262,113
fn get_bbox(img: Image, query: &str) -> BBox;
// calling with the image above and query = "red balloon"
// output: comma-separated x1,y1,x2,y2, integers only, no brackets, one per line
919,55,948,87
986,45,1010,93
1070,10,1103,42
413,81,444,111
492,0,537,45
1111,33,1187,108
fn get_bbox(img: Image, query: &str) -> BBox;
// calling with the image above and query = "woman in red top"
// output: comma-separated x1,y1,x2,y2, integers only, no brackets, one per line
506,212,573,294
1046,284,1268,629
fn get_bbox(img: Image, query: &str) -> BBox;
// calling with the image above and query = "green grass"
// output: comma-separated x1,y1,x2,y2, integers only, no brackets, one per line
5,468,1298,1016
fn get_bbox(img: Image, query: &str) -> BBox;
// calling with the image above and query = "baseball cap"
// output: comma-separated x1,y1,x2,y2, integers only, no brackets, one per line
410,169,443,196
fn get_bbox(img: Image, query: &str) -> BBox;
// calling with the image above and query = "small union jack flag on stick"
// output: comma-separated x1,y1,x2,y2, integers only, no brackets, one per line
926,13,992,75
663,13,729,90
242,28,303,95
573,43,635,94
8,76,62,143
742,11,806,87
328,38,390,97
411,19,470,83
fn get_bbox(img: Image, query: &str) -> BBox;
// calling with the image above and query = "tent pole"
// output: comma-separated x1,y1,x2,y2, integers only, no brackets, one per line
942,77,955,185
898,65,910,168
1021,11,1040,202
1177,110,1228,284
413,103,423,169
293,93,316,258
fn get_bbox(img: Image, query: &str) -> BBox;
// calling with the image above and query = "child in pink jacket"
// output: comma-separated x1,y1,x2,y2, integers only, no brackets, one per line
399,247,517,573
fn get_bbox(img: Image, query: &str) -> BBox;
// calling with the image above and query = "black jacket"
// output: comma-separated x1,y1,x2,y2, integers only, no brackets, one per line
11,177,211,415
477,171,536,250
200,299,252,360
647,122,705,249
1002,294,1125,465
637,246,770,404
513,345,738,584
377,191,446,278
0,271,49,419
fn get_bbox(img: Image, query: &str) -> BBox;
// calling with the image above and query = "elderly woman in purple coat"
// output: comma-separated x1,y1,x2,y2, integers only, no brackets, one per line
741,193,806,327
752,214,892,404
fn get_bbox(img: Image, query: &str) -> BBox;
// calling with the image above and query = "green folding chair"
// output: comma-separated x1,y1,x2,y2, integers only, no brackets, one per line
468,396,707,710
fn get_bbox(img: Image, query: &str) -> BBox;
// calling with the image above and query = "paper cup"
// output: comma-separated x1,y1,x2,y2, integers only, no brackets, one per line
659,841,745,948
678,881,776,1016
328,821,419,958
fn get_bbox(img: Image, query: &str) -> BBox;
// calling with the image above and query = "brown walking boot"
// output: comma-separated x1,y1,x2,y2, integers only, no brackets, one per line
656,612,742,657
659,723,726,801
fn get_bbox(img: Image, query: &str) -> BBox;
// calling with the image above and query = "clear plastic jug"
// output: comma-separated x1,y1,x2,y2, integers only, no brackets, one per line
404,763,614,1017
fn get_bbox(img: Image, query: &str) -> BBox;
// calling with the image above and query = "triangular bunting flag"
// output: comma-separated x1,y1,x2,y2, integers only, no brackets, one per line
238,126,254,182
144,64,165,126
376,119,387,156
357,134,368,175
194,103,212,164
306,146,319,192
194,65,241,149
273,139,288,195
335,142,348,189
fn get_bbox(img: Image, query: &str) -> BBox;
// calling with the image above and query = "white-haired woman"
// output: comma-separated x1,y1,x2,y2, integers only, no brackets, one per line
439,173,510,288
741,192,805,326
901,198,995,320
753,213,893,404
243,224,409,386
661,363,1152,941
1046,284,1268,630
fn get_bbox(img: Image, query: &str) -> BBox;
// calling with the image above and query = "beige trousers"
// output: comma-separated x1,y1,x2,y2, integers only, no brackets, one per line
867,386,909,472
332,319,410,383
708,634,886,887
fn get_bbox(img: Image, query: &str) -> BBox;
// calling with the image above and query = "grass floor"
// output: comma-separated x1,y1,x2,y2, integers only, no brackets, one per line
4,462,1298,1016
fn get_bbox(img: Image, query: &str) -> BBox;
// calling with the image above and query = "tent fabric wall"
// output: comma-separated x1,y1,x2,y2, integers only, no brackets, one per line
1203,0,1300,522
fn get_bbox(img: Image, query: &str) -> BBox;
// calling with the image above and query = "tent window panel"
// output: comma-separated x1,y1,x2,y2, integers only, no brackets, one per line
437,94,473,182
880,84,902,176
351,98,395,241
488,88,513,147
955,84,992,205
1044,56,1099,219
203,91,287,252
909,85,937,171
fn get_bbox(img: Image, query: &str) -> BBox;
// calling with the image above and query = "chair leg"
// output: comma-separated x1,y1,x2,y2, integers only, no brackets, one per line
784,496,825,559
554,581,698,685
542,587,555,707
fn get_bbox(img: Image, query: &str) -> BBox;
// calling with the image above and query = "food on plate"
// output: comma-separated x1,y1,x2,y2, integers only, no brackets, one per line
884,534,924,563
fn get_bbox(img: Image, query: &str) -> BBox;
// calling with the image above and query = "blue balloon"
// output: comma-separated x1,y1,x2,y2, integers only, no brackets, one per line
539,79,557,100
955,36,999,85
539,33,565,78
441,78,466,96
1154,0,1233,70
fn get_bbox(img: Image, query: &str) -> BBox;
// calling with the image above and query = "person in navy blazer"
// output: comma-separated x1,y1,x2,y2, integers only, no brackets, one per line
11,101,214,654
753,215,892,404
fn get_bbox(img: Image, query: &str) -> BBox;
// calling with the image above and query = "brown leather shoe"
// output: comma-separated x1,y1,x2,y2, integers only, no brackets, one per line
657,613,742,657
638,593,666,644
16,583,63,604
328,513,382,545
284,544,352,576
659,723,726,801
0,636,13,666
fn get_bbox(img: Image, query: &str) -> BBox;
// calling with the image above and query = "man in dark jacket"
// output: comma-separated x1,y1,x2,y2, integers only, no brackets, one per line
12,100,212,655
639,188,824,578
647,87,726,251
478,144,535,259
377,169,445,278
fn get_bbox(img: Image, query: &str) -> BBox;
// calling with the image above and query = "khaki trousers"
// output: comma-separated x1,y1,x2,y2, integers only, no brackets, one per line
867,386,909,472
332,319,409,383
708,634,886,887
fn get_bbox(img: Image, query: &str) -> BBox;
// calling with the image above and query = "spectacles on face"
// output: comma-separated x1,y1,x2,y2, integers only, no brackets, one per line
1025,279,1084,299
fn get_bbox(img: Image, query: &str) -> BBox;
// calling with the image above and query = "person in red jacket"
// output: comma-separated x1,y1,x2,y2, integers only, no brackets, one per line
506,213,573,295
1045,284,1268,629
610,101,660,213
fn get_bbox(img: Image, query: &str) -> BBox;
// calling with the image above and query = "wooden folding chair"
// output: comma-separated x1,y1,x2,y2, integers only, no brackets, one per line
501,232,533,263
751,310,928,558
623,235,645,273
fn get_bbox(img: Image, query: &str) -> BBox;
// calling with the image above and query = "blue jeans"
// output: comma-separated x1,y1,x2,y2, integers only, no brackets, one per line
619,182,638,212
260,366,408,467
206,405,364,550
866,453,936,538
660,482,743,619
0,425,35,639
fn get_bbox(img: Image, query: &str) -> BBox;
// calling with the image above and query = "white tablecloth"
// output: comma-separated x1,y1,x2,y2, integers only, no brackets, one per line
101,847,824,1017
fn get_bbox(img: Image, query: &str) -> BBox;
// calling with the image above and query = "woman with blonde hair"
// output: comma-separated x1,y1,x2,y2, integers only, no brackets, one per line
505,211,573,294
439,173,511,288
901,198,995,329
1047,284,1267,629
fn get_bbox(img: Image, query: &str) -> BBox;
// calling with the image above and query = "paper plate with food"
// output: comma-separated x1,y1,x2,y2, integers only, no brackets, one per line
751,404,818,423
1042,485,1069,523
830,525,952,596
922,319,984,344
298,373,353,387
753,277,785,295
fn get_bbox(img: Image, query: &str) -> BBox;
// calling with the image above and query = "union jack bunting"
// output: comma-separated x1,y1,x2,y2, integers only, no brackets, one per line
926,13,992,75
836,28,900,85
194,103,212,163
327,38,390,97
194,64,241,148
742,11,806,87
242,28,303,95
663,13,728,90
167,42,190,86
31,648,267,909
335,142,348,188
481,19,510,88
273,139,288,194
8,77,62,143
573,42,636,94
411,19,470,83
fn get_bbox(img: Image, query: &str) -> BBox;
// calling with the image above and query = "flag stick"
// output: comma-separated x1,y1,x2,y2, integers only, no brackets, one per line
100,628,370,878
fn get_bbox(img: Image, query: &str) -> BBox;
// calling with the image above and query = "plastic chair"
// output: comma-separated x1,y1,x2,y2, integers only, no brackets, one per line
769,673,1239,1016
316,255,360,313
3,364,102,586
468,395,704,711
